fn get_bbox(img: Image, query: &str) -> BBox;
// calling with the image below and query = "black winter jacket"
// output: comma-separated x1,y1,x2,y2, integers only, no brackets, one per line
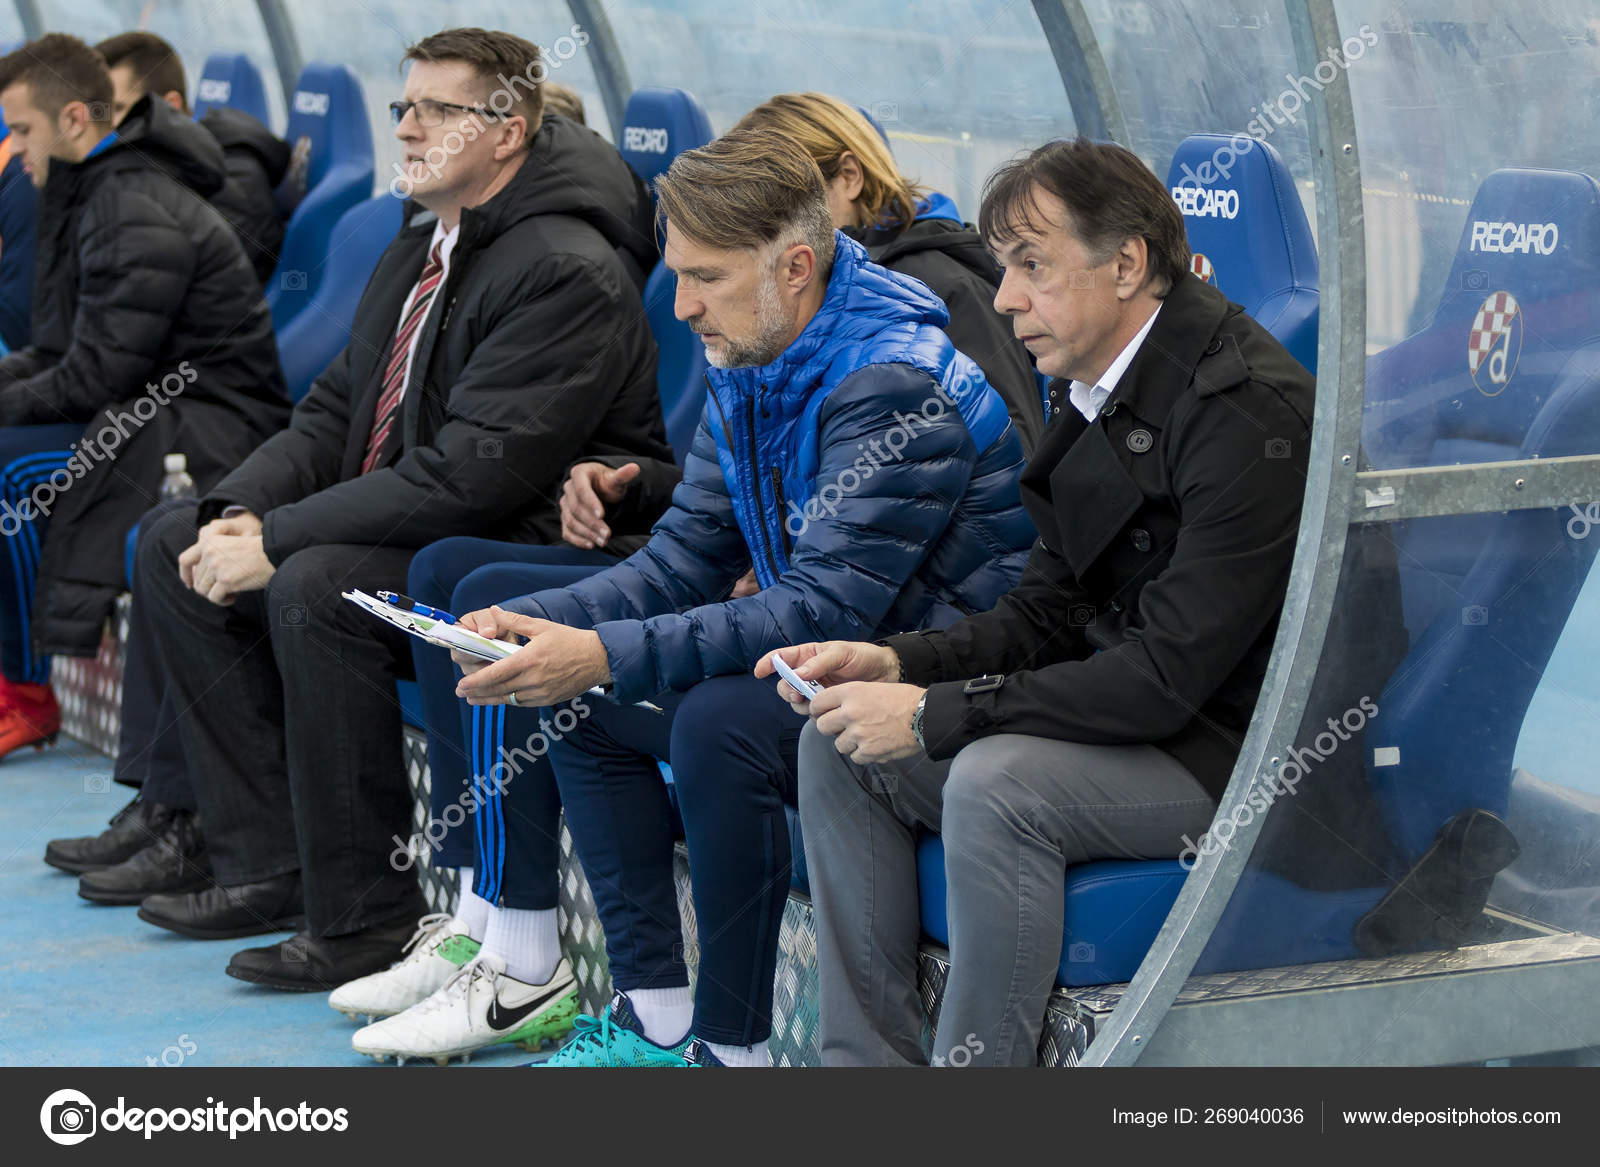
884,274,1317,800
198,106,291,285
199,114,672,561
0,96,291,656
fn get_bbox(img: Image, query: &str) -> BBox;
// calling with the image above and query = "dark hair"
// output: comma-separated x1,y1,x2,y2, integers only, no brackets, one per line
654,127,836,271
96,31,187,112
0,33,115,124
980,137,1190,296
403,27,543,141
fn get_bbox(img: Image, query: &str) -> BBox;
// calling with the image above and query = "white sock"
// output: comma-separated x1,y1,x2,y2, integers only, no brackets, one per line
706,1040,769,1067
626,985,694,1046
482,907,561,985
455,868,492,941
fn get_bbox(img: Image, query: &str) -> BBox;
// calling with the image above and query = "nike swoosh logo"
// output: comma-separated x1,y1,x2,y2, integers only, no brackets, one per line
486,979,570,1031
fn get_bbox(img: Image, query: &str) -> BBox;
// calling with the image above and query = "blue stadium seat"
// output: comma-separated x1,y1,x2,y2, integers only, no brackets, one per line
617,87,715,462
1165,133,1319,375
274,193,403,401
192,52,272,125
1359,168,1600,865
266,63,375,330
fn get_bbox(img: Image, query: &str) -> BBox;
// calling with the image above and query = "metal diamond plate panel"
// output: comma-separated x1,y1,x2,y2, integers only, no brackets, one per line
916,947,1087,1066
1060,931,1600,1016
53,593,130,758
401,727,458,914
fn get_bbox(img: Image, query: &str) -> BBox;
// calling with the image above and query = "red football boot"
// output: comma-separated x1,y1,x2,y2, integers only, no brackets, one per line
0,677,61,759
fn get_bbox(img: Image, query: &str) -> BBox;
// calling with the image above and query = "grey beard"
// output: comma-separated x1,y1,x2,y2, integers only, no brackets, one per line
706,274,792,369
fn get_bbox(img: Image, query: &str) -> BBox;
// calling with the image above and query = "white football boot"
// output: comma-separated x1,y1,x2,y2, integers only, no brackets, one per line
352,953,579,1066
328,913,481,1022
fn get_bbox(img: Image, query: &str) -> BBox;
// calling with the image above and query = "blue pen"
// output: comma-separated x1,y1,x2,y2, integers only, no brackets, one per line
377,590,456,624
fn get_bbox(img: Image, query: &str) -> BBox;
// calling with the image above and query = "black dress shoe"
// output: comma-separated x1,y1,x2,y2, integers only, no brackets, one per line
45,795,176,874
137,872,304,940
78,812,211,905
225,913,423,991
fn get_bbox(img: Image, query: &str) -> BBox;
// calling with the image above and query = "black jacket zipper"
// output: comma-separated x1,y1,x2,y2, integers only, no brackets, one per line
770,466,792,559
706,378,781,581
745,395,782,581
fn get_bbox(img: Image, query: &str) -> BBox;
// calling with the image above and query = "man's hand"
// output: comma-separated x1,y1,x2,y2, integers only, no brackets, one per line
561,461,641,549
454,606,610,706
178,511,264,589
730,569,760,598
756,640,902,713
182,534,275,605
809,682,927,764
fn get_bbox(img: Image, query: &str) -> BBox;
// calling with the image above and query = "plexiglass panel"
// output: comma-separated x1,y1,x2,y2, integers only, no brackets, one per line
1077,1,1315,217
282,0,610,185
600,0,1075,222
1338,1,1600,380
1199,505,1600,992
32,0,282,129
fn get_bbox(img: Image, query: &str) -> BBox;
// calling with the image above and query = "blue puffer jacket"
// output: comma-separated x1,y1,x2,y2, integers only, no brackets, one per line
513,232,1035,703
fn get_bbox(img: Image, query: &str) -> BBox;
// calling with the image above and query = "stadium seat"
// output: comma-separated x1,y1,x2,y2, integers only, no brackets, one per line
192,52,272,125
274,193,403,401
1165,133,1319,375
616,87,715,462
266,63,375,331
1356,168,1600,871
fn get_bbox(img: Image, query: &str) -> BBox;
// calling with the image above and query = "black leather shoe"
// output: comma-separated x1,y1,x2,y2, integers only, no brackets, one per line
137,872,304,940
225,913,423,991
45,795,176,874
78,812,211,905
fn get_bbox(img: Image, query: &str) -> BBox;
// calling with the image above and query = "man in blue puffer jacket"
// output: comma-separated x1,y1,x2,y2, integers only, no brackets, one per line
348,128,1033,1069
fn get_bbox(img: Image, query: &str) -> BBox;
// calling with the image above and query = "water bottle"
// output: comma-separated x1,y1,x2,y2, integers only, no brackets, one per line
159,453,196,502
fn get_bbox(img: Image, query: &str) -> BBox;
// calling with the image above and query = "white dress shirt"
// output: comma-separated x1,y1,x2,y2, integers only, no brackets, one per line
1065,305,1162,422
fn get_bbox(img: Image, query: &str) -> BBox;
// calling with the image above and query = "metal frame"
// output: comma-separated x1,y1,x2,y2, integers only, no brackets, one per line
254,0,303,112
1030,0,1126,142
1355,454,1600,523
567,0,632,137
13,0,39,39
1082,0,1368,1065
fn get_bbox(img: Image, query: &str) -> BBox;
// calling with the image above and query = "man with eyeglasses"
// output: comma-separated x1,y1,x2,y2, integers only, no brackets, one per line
89,27,670,992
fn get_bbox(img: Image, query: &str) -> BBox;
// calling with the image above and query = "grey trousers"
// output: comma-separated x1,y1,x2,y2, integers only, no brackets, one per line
797,723,1217,1066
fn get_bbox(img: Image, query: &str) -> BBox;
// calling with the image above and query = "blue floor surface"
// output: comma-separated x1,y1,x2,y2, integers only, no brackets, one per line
0,739,530,1068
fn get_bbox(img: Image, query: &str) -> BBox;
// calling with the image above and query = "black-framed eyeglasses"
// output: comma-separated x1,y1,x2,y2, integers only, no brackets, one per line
390,99,504,128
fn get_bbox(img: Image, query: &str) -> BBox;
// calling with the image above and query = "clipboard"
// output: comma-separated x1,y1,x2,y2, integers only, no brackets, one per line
342,589,520,662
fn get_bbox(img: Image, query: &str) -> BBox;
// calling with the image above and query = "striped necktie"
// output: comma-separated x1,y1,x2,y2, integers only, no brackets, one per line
362,240,445,474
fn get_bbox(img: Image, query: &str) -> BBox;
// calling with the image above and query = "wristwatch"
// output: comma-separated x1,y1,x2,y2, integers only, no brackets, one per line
910,692,928,751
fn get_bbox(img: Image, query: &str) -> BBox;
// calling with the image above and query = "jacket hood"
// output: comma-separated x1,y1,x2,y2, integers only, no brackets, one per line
199,105,292,186
845,192,1003,286
435,113,655,270
714,231,951,400
86,95,227,197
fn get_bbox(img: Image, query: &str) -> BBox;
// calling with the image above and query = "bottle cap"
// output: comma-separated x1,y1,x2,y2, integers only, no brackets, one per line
164,453,186,473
